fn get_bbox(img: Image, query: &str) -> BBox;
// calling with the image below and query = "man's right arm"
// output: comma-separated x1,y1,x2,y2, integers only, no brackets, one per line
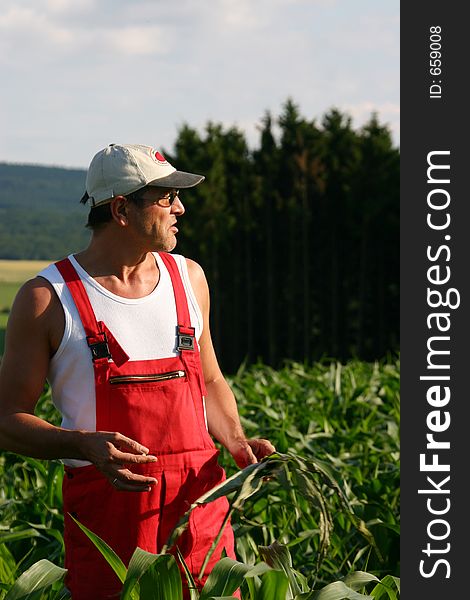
0,278,158,491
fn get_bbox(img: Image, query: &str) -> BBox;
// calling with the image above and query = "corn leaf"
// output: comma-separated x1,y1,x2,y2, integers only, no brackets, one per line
257,569,289,600
258,541,309,598
163,459,280,552
0,544,17,585
370,575,400,600
0,530,42,544
200,558,251,600
175,547,199,600
121,547,156,599
121,549,182,600
310,581,373,600
138,553,183,600
244,563,272,579
4,559,66,600
341,572,380,591
242,562,273,597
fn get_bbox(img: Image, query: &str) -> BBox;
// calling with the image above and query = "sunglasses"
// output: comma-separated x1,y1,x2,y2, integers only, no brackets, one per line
157,189,180,207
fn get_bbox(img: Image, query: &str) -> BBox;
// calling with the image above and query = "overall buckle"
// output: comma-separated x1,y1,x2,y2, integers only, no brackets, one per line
177,326,195,352
87,331,111,361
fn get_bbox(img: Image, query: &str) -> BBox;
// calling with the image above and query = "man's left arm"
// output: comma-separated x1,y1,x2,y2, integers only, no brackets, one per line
186,259,275,468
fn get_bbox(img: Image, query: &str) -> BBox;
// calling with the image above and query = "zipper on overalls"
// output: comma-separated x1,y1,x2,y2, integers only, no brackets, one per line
109,370,186,384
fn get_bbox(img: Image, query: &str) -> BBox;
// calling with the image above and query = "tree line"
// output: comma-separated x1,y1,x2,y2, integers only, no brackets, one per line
169,100,399,371
0,100,399,371
0,164,89,260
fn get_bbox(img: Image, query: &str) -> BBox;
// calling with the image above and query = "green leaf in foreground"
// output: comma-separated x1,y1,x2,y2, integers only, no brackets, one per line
121,547,158,599
243,562,273,597
370,575,400,600
341,572,379,591
259,540,309,597
310,581,373,600
162,460,274,553
163,450,361,581
120,548,182,600
200,557,251,599
4,559,66,600
176,547,199,600
257,569,289,599
138,553,183,600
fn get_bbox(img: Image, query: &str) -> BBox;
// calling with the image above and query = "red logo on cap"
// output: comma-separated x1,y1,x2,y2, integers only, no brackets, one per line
154,151,167,164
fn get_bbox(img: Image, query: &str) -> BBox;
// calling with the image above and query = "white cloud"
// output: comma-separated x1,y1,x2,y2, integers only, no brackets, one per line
99,26,171,57
46,0,95,14
0,6,72,45
212,0,340,34
0,0,400,165
217,0,262,30
0,6,171,63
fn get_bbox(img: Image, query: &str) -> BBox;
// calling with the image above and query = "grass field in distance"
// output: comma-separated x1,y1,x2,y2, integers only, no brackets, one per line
0,259,51,283
0,260,52,350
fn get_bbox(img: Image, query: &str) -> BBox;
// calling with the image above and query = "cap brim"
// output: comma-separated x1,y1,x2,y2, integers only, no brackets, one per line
148,170,205,189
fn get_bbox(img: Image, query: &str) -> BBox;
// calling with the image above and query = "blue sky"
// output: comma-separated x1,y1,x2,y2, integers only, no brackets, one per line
0,0,399,168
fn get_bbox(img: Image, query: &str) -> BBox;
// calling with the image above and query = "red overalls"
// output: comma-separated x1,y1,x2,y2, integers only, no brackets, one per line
56,253,236,599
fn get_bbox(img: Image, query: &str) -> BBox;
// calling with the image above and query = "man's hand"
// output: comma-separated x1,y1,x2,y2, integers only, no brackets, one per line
80,431,159,492
228,438,276,469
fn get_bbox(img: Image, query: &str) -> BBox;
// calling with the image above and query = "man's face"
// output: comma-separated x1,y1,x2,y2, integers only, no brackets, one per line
126,187,185,252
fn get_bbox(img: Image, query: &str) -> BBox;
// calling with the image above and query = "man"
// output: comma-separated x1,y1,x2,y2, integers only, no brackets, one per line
0,143,275,599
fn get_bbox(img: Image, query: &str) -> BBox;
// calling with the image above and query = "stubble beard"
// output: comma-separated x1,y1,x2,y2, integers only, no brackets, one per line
153,231,177,253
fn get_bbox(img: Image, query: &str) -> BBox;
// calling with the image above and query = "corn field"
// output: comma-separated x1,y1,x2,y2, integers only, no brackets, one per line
0,358,400,598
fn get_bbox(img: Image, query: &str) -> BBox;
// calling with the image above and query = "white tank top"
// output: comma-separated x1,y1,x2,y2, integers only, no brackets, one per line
38,253,203,465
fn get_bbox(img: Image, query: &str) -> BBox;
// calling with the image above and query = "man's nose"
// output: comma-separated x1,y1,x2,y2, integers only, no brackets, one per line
171,196,185,215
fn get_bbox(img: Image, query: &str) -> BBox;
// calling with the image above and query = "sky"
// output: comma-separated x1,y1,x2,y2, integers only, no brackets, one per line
0,0,399,169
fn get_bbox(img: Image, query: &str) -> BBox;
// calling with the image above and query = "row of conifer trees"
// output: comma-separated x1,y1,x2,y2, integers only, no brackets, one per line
167,100,399,372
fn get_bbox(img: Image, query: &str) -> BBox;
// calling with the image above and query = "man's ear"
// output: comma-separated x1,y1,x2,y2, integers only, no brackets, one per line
110,196,128,226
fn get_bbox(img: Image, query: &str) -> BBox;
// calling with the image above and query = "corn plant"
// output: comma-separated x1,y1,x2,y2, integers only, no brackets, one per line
225,358,400,582
3,449,400,599
4,536,400,600
0,386,64,592
0,358,400,596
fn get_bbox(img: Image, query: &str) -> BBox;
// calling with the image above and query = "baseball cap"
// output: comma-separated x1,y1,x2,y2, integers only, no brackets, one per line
81,143,205,207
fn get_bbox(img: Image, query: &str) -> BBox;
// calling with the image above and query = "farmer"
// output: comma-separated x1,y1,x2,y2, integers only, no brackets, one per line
0,143,275,599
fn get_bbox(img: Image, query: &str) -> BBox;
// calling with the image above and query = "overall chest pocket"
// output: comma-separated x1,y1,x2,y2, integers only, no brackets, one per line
109,370,186,385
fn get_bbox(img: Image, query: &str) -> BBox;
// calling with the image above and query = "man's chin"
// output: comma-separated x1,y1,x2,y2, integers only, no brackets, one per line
155,237,177,253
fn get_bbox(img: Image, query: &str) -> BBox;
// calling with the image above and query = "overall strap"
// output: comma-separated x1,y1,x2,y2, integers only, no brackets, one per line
158,252,196,352
158,252,207,396
55,258,129,367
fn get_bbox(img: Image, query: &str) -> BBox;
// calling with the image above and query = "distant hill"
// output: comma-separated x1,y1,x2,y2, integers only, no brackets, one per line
0,163,91,259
